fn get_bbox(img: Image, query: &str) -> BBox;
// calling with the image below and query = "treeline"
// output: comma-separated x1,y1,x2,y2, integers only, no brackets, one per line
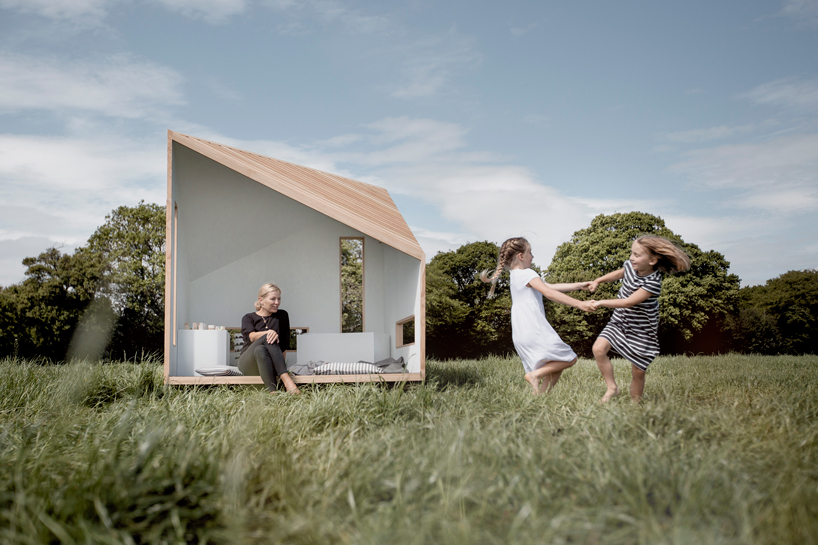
0,202,165,361
426,212,818,359
1,207,815,362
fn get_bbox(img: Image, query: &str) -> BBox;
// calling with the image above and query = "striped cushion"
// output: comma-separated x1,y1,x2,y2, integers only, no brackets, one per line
196,366,244,376
313,362,383,375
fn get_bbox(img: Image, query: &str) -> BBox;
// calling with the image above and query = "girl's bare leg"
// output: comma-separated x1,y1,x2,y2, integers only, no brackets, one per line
630,366,646,403
525,358,576,395
593,338,620,403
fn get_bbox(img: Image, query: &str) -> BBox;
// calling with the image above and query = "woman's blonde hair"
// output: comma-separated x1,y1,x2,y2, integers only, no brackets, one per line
635,236,691,274
254,283,281,311
480,237,530,298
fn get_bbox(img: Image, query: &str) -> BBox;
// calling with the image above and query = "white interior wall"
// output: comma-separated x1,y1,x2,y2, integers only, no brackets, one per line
381,246,422,372
169,144,422,376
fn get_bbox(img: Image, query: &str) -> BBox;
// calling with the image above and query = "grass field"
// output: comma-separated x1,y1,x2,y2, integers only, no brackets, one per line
1,354,816,544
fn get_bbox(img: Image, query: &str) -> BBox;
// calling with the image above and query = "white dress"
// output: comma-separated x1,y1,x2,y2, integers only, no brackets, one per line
510,268,577,373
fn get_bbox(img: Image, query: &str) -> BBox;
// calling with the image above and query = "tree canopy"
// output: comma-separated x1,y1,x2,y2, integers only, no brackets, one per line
0,247,110,360
544,212,740,356
728,269,818,354
85,201,165,357
425,241,517,359
0,202,165,361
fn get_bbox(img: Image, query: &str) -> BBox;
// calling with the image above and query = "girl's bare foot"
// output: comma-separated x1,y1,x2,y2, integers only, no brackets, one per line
600,387,620,403
524,372,542,395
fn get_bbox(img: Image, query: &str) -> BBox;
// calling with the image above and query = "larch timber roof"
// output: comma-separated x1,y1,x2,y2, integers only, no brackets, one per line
168,130,424,261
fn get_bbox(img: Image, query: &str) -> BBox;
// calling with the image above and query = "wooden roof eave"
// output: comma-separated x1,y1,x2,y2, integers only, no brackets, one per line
170,131,424,261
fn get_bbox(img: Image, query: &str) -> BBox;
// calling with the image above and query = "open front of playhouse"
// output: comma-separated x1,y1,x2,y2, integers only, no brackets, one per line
163,131,426,385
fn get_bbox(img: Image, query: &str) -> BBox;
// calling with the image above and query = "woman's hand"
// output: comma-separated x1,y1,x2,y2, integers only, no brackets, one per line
265,330,279,344
588,280,600,293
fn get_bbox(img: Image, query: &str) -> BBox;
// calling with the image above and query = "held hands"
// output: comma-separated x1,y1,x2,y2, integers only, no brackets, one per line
578,300,596,313
577,281,593,291
588,280,600,293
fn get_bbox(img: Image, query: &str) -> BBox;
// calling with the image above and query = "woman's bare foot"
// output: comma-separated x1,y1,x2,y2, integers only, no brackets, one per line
280,374,301,395
600,387,620,403
524,372,542,395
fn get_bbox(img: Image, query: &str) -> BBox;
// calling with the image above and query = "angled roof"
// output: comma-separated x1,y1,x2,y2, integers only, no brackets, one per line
169,130,424,260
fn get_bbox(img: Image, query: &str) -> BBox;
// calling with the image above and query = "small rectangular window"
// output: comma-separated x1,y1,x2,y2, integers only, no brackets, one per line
396,315,415,348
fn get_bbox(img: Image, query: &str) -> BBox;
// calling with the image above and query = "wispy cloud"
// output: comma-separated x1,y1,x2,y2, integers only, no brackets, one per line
265,0,392,34
740,77,818,112
0,0,111,24
510,22,539,36
152,0,248,24
664,124,755,143
669,132,818,214
390,30,480,99
782,0,818,27
0,53,184,118
0,131,167,285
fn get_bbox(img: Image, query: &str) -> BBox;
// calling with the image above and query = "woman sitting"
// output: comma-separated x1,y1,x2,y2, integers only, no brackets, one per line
238,283,300,394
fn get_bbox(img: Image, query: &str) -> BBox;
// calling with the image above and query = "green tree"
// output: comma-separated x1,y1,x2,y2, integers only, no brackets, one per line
340,238,363,333
84,201,166,357
425,241,518,359
728,269,818,354
0,247,111,360
544,212,740,356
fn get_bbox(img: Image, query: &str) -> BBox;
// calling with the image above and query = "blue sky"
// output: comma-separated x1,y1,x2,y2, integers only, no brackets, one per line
1,0,817,287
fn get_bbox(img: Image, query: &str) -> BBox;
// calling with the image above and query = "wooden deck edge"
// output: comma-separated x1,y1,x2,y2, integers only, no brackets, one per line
165,373,424,385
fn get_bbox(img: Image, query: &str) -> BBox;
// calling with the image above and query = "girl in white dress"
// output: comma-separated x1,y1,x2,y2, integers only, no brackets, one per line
482,237,595,395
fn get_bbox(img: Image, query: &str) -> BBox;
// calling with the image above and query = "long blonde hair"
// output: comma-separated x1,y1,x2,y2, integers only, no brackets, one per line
254,283,281,311
635,236,691,274
480,237,529,298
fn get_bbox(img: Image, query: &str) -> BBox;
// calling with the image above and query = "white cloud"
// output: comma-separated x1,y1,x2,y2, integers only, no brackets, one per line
668,132,818,214
390,30,480,99
0,53,184,118
740,77,818,112
265,0,392,34
0,132,166,241
782,0,818,27
151,0,248,23
0,0,112,23
664,124,754,143
510,23,539,37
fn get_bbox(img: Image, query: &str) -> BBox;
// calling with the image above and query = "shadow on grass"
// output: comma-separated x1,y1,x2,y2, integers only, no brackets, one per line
426,361,482,388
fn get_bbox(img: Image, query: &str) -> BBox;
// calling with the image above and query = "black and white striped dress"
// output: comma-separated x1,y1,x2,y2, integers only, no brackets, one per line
598,261,662,371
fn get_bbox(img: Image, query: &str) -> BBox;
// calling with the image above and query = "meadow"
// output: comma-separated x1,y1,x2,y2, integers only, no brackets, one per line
0,354,816,545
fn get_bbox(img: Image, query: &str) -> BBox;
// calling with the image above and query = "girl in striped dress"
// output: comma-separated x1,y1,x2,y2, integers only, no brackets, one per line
589,236,690,403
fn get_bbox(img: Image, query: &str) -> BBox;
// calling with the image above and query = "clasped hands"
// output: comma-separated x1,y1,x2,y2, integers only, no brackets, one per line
575,281,602,313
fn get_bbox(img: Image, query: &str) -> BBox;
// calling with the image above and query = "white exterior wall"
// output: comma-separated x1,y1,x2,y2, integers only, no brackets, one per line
168,144,422,376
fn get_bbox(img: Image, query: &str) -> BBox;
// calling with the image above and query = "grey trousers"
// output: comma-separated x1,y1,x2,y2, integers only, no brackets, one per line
238,338,288,392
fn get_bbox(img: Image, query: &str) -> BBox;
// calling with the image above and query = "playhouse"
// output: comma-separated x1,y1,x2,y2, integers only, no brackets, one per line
163,131,425,385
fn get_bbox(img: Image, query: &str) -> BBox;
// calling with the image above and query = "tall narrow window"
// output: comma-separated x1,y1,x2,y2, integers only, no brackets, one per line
340,237,364,332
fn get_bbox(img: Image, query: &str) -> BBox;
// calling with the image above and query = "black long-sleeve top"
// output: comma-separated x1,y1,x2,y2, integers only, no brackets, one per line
240,310,290,354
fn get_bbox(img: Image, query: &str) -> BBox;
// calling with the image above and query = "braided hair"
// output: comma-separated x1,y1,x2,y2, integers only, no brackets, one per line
480,237,530,298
